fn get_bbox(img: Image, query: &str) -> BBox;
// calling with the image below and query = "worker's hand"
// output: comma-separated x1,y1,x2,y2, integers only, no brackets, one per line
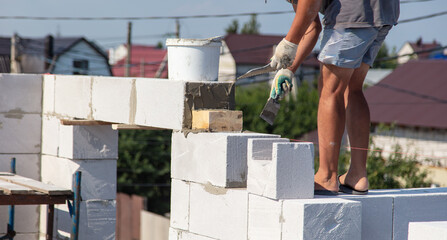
270,68,294,100
270,38,298,70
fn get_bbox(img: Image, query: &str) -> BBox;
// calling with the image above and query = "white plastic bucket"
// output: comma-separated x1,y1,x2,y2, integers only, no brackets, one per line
166,38,222,81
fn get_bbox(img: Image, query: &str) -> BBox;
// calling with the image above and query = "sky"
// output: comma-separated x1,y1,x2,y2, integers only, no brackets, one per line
1,0,446,52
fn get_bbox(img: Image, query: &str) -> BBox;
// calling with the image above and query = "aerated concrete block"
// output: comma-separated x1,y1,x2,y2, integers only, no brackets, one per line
43,75,55,114
170,179,190,230
169,228,216,240
248,139,314,199
54,75,92,119
189,182,248,240
41,115,60,156
134,79,235,130
408,221,447,240
282,198,362,240
41,155,116,200
0,74,42,113
248,194,362,240
171,132,279,187
14,234,38,240
0,114,41,153
58,124,118,159
0,154,40,180
92,76,134,124
0,205,39,234
248,194,283,240
391,188,447,240
54,200,116,240
337,194,393,240
134,78,185,129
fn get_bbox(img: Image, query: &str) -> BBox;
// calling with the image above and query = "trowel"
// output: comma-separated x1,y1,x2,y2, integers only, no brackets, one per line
259,98,280,125
237,64,280,125
237,64,276,80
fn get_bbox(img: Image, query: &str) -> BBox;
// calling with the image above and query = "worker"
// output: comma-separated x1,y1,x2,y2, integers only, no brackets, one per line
269,0,400,195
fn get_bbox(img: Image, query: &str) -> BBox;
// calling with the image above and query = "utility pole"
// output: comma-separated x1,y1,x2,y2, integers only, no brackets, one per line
125,22,132,77
140,58,145,77
175,18,180,38
44,35,54,72
10,33,21,73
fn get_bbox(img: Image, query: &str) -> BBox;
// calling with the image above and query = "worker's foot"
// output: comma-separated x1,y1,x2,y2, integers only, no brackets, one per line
338,172,369,193
314,172,339,195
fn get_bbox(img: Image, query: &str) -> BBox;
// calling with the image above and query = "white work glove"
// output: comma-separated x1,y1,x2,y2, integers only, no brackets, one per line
270,68,294,100
270,38,298,70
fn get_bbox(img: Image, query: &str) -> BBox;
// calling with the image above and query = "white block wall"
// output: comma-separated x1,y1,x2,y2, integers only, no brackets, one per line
171,132,279,187
43,75,235,130
248,194,362,240
39,117,117,239
392,189,447,240
332,187,447,240
408,221,447,240
247,139,314,199
0,74,43,239
170,179,248,240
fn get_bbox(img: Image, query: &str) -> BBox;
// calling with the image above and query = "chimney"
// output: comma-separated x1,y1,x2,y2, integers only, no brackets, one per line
44,35,54,71
416,37,422,47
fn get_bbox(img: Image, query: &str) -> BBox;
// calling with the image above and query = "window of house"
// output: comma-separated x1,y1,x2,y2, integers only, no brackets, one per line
73,59,89,75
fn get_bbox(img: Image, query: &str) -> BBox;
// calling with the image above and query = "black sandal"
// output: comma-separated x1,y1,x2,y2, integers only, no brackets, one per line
338,175,368,195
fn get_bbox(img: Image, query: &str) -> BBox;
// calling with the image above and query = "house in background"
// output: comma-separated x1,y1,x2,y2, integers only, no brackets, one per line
397,37,445,65
109,44,168,78
365,60,447,186
219,34,320,84
0,38,11,73
0,34,111,75
364,69,393,87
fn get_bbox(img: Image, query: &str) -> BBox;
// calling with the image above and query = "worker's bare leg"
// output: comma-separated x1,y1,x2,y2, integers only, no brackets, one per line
339,62,370,191
315,64,354,192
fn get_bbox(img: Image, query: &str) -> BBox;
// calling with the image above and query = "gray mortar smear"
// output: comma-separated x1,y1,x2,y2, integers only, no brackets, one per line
182,82,235,135
4,108,26,119
129,79,137,124
203,182,228,195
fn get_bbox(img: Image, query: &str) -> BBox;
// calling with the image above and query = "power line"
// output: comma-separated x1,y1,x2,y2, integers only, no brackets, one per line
1,5,442,23
0,11,294,21
398,10,447,24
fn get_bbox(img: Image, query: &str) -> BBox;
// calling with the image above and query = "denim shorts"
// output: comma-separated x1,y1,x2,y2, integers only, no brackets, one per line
318,26,392,69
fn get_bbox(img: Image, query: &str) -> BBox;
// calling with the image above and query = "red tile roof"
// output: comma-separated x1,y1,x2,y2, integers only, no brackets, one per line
112,45,167,78
224,34,319,68
409,38,442,59
365,60,447,129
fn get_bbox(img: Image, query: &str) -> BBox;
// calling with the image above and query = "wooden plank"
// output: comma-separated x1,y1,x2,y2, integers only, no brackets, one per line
60,119,112,126
111,124,166,130
0,180,34,195
192,110,243,132
0,172,14,176
0,194,71,205
0,175,72,195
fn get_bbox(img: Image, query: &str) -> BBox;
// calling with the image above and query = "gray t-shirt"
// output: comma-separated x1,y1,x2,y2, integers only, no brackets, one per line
321,0,400,29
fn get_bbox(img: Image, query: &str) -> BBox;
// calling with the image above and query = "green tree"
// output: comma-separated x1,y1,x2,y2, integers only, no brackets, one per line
236,80,319,139
225,19,239,34
118,130,172,214
373,43,398,69
241,14,260,34
337,142,432,189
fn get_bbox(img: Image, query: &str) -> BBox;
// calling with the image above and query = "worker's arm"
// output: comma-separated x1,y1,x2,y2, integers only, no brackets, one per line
270,0,322,70
288,15,322,73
